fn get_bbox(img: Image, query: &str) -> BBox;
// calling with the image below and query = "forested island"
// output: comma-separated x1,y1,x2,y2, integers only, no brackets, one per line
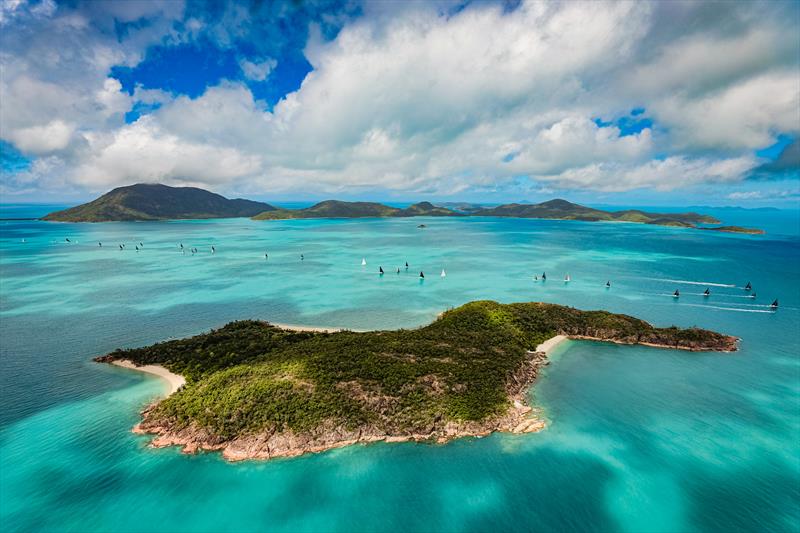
252,200,460,219
43,184,275,222
96,301,737,461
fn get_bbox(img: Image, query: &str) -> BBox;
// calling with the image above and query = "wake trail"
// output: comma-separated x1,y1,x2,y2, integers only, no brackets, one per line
640,277,737,288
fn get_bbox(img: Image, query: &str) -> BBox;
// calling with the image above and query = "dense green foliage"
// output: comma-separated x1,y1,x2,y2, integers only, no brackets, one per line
43,184,275,222
103,301,734,441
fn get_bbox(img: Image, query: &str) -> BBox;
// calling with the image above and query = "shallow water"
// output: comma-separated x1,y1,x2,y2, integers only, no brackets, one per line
1,206,798,532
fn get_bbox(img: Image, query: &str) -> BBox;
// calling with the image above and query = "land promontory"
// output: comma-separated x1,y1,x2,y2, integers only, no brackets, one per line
96,301,737,461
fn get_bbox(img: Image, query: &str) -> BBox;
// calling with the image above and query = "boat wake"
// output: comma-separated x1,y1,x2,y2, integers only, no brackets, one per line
643,277,736,288
680,303,776,314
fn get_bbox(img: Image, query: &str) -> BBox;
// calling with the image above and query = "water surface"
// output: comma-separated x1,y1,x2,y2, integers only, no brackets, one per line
1,207,798,532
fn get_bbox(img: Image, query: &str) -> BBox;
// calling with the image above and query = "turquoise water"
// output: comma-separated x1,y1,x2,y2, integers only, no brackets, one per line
1,206,799,532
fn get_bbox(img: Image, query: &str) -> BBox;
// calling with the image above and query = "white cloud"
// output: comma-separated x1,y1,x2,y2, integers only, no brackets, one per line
7,120,75,154
1,0,798,199
72,117,262,189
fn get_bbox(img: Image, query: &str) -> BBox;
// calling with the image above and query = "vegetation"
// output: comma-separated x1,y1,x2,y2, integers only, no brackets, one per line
699,226,766,235
252,200,462,220
252,198,736,230
98,301,736,443
473,199,720,227
43,183,275,222
45,184,753,232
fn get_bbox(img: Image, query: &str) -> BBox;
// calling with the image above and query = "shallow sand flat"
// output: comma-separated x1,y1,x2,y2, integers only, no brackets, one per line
112,360,186,395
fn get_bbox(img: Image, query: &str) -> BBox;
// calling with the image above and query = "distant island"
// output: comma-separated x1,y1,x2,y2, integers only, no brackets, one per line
96,301,737,461
252,200,460,220
252,198,720,228
699,226,766,235
43,184,764,234
43,183,276,222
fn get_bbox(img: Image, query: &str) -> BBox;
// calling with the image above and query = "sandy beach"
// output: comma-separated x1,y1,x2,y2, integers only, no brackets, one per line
272,323,350,333
536,335,568,354
111,360,186,396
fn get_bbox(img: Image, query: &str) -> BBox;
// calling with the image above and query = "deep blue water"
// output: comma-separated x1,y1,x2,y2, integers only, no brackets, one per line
1,205,798,532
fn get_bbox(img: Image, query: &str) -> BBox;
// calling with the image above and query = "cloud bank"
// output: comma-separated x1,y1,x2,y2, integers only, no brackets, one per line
1,0,798,201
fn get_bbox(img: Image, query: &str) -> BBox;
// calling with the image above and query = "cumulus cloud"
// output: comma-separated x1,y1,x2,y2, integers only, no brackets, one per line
1,0,798,199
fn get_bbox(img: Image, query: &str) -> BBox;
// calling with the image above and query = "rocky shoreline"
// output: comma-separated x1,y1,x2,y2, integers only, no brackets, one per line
125,347,550,461
108,328,737,461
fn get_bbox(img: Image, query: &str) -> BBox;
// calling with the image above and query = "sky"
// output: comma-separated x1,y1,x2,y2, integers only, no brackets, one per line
0,0,798,207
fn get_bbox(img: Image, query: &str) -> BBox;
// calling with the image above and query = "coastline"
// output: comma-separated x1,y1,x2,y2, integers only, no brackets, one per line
536,334,568,354
111,360,185,396
132,343,552,461
102,317,736,461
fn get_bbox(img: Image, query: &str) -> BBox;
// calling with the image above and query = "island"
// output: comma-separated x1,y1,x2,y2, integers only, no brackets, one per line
96,301,737,461
252,200,461,220
470,199,720,226
698,226,766,235
43,183,276,222
251,198,721,228
43,184,764,234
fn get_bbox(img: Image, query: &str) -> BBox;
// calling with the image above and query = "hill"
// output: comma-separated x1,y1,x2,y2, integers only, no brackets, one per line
43,184,276,222
96,300,737,461
473,199,719,226
252,200,462,220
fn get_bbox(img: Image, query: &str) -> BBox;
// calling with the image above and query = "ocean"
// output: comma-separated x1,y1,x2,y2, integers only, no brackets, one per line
1,205,798,532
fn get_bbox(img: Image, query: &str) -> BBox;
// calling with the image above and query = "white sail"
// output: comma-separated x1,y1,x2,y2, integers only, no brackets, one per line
441,269,446,277
361,258,367,266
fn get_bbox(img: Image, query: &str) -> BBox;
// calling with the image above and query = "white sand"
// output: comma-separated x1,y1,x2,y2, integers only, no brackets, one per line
535,335,568,354
112,360,186,396
272,323,342,333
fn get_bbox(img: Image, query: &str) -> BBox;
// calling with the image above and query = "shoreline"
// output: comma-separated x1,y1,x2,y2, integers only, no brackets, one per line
111,360,185,396
116,336,573,461
103,321,736,461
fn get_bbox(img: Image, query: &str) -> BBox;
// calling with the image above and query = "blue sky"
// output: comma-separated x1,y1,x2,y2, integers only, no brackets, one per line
0,0,798,207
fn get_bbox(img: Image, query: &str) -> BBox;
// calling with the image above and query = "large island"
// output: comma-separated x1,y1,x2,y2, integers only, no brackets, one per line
43,183,276,222
96,301,737,461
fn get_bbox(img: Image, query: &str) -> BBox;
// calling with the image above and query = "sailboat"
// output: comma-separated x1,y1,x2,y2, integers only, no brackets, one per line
379,266,384,275
564,274,571,282
419,271,425,279
542,272,547,281
673,289,680,298
441,269,446,278
405,261,409,269
361,258,367,266
606,281,611,288
771,299,779,309
750,292,757,299
703,288,710,297
744,282,752,291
